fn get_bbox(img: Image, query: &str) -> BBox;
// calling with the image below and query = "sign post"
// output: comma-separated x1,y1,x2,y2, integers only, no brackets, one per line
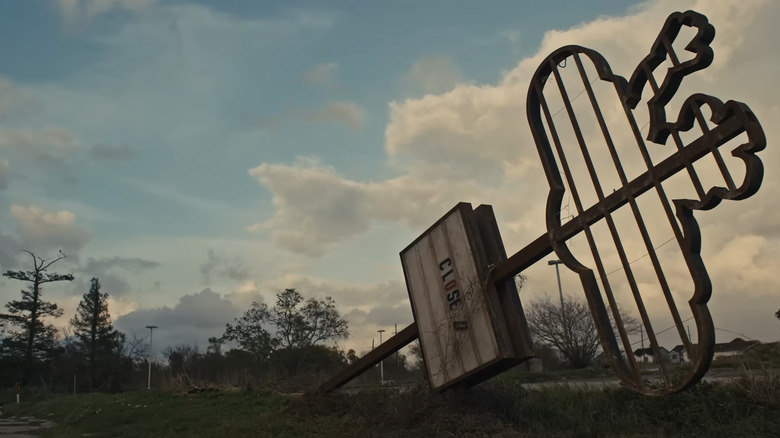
319,10,767,396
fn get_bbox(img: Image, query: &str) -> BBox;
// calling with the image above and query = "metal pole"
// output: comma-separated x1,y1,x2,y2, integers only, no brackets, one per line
145,325,157,390
394,324,398,380
548,260,564,309
378,329,385,383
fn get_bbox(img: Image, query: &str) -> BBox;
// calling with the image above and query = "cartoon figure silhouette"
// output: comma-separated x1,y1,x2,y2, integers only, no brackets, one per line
527,10,765,394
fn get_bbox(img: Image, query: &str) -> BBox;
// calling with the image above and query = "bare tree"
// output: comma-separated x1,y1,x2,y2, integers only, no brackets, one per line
122,332,150,363
1,250,74,380
526,294,640,369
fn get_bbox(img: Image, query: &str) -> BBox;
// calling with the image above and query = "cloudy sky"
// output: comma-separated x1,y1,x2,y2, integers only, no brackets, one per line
0,0,777,358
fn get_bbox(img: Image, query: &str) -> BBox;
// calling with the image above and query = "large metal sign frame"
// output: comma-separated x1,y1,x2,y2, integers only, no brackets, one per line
319,10,766,396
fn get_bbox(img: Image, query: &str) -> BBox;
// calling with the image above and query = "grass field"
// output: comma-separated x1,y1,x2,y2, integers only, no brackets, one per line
2,373,779,437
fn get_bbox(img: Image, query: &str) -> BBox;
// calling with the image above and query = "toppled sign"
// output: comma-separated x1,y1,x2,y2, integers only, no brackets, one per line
319,10,766,396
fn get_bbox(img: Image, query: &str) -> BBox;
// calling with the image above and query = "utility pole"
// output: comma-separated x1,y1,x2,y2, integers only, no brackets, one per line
394,324,398,381
547,260,564,310
378,329,385,383
145,325,158,390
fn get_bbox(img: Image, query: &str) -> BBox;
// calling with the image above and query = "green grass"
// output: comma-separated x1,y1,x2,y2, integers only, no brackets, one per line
498,366,614,383
2,388,357,438
2,376,779,437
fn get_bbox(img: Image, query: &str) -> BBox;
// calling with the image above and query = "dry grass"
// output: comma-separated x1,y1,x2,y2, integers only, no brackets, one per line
731,364,779,403
3,370,778,437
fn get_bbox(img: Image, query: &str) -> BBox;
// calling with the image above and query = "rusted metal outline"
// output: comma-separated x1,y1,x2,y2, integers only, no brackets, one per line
525,10,765,395
319,10,765,396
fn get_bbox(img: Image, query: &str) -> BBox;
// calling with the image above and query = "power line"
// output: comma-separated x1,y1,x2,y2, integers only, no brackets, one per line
600,235,677,280
628,316,693,348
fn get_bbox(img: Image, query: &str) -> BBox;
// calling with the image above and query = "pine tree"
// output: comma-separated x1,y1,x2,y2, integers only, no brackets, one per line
70,277,122,390
1,250,73,382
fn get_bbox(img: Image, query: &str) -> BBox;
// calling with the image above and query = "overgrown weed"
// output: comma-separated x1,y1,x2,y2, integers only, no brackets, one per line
2,374,778,437
731,362,779,403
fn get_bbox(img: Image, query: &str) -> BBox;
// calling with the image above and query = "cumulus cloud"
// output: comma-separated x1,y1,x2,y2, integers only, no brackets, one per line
345,303,413,328
90,143,136,160
303,62,338,87
385,84,528,176
248,157,371,256
115,288,239,350
199,248,249,285
10,204,92,259
248,156,520,255
403,55,464,95
119,288,236,330
260,274,408,309
226,279,264,310
250,0,779,255
304,101,365,131
75,256,161,296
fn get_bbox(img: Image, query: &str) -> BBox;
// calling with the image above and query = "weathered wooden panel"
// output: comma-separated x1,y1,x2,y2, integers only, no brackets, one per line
401,203,514,390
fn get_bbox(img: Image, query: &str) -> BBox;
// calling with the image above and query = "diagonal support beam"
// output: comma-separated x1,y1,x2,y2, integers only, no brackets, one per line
317,323,419,393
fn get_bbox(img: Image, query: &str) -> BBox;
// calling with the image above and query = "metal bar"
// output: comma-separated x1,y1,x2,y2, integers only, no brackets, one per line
552,116,745,244
661,39,737,192
557,57,644,379
644,64,707,199
493,85,744,288
574,54,643,377
317,323,419,393
620,119,695,365
692,108,736,191
492,233,552,284
544,67,588,216
574,53,689,358
575,54,688,378
546,64,644,384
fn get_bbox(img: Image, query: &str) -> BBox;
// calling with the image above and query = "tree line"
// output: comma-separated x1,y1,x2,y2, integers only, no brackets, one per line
4,249,711,392
0,250,421,393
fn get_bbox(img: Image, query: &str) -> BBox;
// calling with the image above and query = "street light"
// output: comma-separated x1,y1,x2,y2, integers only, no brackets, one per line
377,329,385,383
548,260,564,310
145,325,158,390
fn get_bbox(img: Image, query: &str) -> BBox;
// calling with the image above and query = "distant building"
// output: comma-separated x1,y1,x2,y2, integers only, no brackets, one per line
668,345,685,364
668,338,762,362
633,347,670,363
712,338,760,360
